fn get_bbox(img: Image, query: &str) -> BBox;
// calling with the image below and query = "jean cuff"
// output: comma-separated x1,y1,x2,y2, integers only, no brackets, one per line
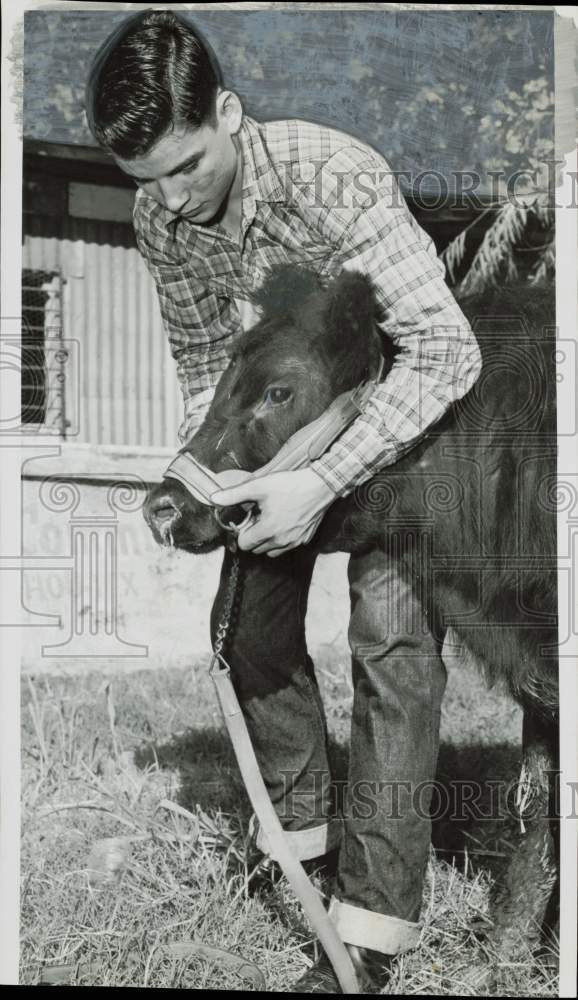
252,816,342,862
328,897,421,956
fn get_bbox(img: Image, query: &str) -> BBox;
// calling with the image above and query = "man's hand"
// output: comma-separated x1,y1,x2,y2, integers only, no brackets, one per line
211,468,337,557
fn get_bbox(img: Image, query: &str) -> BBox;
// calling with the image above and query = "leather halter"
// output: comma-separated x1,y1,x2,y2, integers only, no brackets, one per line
163,356,385,533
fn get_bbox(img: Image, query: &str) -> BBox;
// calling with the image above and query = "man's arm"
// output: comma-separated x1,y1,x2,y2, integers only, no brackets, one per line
309,161,482,497
212,147,482,556
133,191,234,444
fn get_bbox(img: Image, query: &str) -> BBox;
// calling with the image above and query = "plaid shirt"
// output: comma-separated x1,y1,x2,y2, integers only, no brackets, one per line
134,116,482,497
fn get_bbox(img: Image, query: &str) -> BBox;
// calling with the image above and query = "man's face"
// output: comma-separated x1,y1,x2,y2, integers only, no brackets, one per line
114,93,242,225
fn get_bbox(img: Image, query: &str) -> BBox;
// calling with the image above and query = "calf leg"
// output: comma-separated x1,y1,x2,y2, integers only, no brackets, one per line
488,708,558,960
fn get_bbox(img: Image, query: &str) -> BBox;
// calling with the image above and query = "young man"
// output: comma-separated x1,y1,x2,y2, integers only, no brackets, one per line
86,10,482,992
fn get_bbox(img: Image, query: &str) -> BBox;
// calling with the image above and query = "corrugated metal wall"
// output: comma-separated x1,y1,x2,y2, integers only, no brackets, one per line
22,215,183,447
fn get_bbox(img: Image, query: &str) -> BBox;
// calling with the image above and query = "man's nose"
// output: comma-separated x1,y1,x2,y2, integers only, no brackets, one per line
158,178,190,215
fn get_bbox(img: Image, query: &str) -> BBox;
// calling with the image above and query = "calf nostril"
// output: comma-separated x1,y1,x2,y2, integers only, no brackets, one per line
154,504,179,524
146,499,182,547
158,510,179,548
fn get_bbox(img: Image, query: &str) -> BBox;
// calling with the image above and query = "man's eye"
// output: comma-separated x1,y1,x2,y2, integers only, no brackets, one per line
181,161,199,175
264,387,292,405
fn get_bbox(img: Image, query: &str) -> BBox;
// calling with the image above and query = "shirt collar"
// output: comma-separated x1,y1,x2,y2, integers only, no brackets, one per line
165,115,284,233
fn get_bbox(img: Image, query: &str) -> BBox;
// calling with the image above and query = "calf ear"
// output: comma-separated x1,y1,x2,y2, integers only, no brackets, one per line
323,270,377,350
252,265,322,319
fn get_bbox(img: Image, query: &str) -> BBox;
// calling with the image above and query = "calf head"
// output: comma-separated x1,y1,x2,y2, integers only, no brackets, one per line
143,266,390,552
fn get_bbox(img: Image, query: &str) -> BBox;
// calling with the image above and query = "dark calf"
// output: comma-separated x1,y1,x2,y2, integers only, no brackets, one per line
145,269,391,552
144,267,558,959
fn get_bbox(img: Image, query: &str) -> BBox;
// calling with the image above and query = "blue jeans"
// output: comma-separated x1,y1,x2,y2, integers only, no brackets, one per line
210,545,447,955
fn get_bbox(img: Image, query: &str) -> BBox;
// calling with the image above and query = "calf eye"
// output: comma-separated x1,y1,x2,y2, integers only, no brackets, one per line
264,386,293,405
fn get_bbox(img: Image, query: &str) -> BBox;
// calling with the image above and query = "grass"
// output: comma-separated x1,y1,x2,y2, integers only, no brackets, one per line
20,658,558,993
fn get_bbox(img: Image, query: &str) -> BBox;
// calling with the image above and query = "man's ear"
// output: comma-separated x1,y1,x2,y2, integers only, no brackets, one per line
323,271,377,350
217,90,243,135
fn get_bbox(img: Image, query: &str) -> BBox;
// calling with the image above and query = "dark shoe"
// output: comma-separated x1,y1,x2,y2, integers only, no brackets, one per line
293,944,394,993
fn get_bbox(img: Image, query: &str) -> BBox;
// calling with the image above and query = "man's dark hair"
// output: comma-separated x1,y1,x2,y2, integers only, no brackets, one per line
85,9,224,159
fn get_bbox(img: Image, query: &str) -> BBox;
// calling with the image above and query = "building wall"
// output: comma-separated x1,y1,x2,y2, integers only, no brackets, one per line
22,210,183,448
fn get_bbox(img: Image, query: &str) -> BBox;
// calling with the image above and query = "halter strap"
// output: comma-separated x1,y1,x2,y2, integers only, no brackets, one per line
163,356,385,511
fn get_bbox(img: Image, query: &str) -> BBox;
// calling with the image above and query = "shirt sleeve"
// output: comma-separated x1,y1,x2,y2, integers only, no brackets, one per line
133,191,236,444
309,154,482,497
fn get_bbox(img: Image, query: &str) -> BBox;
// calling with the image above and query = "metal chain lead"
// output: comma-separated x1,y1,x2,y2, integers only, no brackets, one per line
211,543,242,662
